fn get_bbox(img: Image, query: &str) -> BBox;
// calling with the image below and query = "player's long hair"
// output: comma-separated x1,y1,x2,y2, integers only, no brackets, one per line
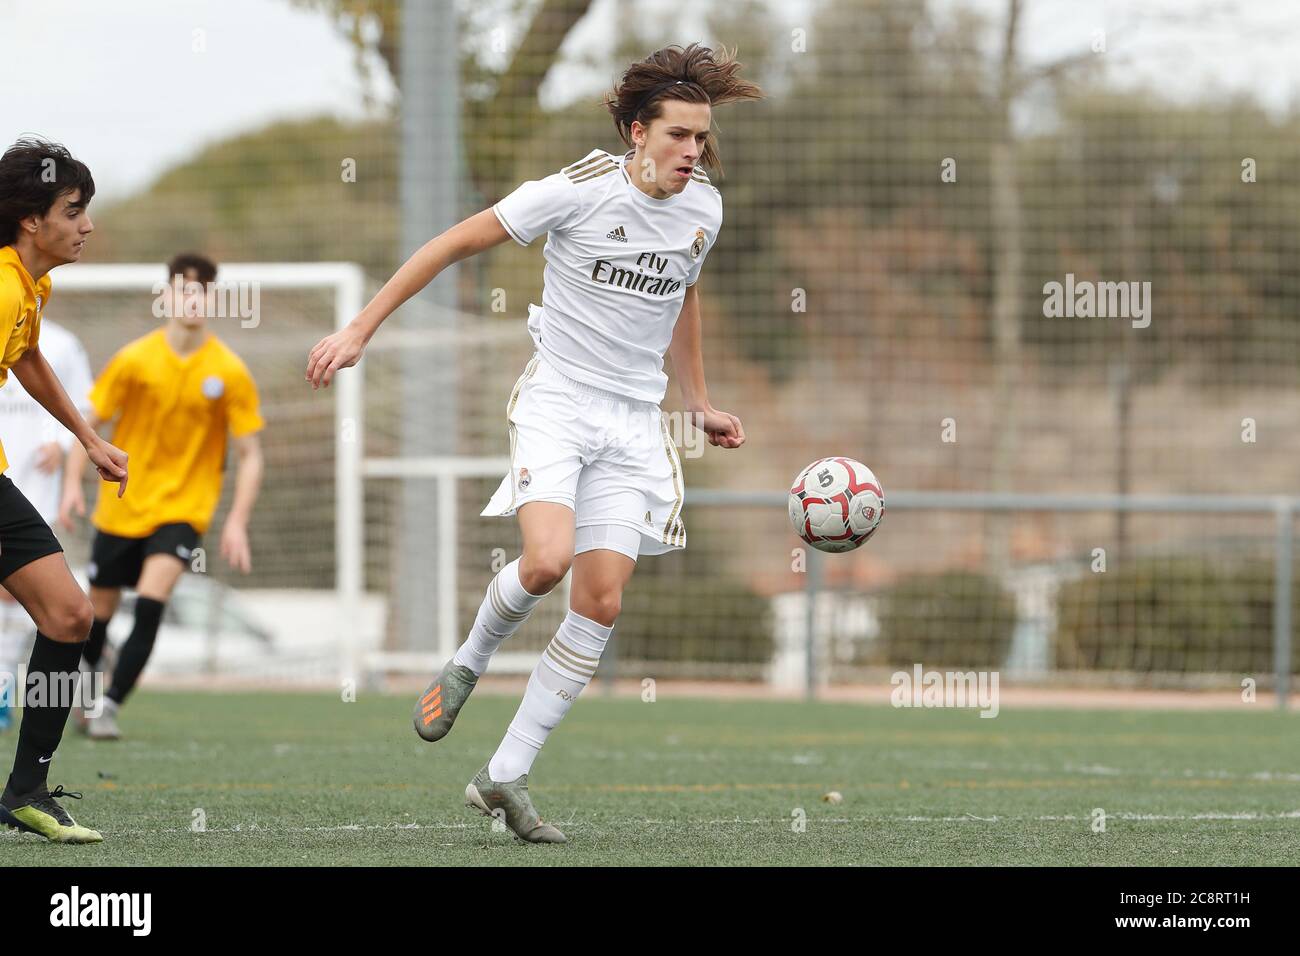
603,43,763,175
0,138,96,247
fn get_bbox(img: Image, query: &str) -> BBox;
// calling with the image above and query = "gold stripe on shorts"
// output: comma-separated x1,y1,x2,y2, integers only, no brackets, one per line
659,415,684,546
506,355,542,512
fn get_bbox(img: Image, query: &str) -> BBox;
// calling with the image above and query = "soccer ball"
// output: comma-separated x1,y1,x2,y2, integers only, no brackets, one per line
788,457,884,553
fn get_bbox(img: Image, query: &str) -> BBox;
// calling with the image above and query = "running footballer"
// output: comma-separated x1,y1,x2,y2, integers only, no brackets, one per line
307,44,760,843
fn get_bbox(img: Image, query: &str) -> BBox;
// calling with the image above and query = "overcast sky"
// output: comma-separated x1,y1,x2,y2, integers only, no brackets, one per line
2,0,1296,204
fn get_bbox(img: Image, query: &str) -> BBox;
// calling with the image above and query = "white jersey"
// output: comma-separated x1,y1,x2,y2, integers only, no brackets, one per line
492,148,723,405
0,319,93,520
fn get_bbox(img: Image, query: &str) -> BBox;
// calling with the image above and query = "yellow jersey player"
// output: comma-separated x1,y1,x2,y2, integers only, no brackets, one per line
62,253,264,740
0,316,95,733
307,44,759,842
0,139,128,843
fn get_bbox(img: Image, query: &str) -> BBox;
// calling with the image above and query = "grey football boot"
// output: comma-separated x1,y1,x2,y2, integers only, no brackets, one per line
85,698,121,741
464,763,567,844
412,660,478,742
73,642,117,736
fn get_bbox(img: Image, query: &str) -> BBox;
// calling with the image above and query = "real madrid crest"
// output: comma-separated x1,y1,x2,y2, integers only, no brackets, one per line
201,375,225,400
518,466,531,490
690,228,705,259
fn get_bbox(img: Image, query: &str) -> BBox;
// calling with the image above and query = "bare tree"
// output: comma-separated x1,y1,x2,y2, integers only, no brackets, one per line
286,0,595,197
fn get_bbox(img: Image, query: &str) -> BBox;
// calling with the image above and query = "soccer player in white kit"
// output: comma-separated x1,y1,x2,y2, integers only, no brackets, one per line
307,43,762,843
0,319,93,731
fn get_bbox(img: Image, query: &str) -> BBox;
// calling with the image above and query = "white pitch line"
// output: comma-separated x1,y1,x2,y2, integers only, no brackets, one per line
621,811,1300,825
892,811,1300,822
4,811,1298,841
881,756,1300,782
0,821,481,839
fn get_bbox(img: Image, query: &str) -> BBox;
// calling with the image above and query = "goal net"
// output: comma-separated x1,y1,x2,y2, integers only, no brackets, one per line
49,263,367,685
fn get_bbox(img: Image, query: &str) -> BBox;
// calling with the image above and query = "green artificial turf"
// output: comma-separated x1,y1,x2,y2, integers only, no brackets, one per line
1,690,1296,866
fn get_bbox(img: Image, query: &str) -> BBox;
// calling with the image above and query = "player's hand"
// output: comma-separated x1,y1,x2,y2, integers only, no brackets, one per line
694,407,745,449
306,324,367,390
35,442,62,474
58,482,86,531
220,520,252,574
86,436,128,497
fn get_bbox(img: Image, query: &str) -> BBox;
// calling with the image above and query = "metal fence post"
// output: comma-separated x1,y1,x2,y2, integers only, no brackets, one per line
436,471,459,666
1275,501,1293,712
804,546,822,701
204,581,225,676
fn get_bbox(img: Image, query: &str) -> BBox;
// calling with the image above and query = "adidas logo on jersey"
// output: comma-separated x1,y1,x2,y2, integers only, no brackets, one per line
605,225,629,242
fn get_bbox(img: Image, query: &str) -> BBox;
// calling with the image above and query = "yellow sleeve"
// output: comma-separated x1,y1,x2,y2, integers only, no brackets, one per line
26,301,42,353
0,275,26,384
227,363,264,437
0,275,20,348
88,348,134,421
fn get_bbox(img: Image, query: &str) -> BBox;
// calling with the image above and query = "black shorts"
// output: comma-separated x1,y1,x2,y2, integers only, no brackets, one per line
88,523,201,589
0,473,65,583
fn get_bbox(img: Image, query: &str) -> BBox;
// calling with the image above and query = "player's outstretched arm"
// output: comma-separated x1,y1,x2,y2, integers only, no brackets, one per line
10,348,129,495
306,208,512,389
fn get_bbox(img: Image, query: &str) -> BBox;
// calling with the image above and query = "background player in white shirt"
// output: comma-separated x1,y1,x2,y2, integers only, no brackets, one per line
307,43,762,843
0,320,93,731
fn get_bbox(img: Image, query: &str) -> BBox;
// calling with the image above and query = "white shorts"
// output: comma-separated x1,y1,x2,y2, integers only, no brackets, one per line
481,352,687,556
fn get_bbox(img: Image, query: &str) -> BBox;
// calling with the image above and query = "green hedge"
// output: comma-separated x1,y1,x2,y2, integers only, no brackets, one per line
1053,557,1294,673
616,574,774,666
876,571,1017,669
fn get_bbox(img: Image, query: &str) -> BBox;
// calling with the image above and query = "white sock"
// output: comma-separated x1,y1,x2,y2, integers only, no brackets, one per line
452,558,545,676
488,609,613,781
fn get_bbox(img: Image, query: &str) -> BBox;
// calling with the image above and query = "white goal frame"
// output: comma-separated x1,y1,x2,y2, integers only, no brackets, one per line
55,262,367,684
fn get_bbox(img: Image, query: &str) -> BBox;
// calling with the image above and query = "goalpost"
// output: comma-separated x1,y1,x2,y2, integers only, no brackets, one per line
54,262,367,685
